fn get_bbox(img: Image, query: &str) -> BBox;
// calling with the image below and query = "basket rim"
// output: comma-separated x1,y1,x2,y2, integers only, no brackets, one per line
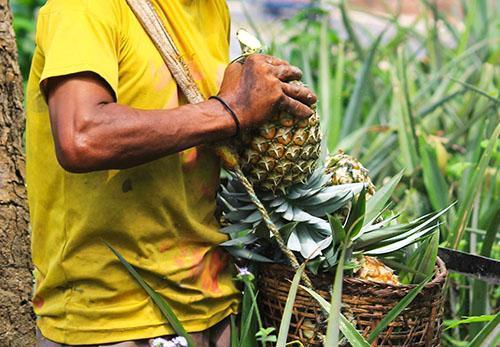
261,257,447,290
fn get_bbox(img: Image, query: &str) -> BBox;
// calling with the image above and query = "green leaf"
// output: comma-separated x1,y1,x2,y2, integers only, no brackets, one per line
346,189,366,239
299,285,370,347
276,263,306,347
240,288,259,346
364,171,404,226
239,279,259,347
328,214,346,244
444,315,496,330
466,312,500,347
448,124,500,248
364,224,439,255
391,49,419,172
448,76,500,105
328,42,345,150
325,243,347,346
220,234,259,247
226,247,274,263
104,241,196,347
230,315,240,347
319,13,331,129
419,136,449,211
413,231,439,283
367,274,433,343
340,31,383,137
339,0,365,61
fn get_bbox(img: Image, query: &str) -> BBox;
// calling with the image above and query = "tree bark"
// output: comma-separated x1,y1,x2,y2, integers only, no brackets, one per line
0,0,35,345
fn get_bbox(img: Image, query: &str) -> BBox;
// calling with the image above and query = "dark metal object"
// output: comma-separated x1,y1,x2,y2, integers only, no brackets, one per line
438,247,500,284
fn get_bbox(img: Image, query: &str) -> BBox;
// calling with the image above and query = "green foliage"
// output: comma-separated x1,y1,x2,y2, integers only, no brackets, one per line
11,0,45,80
263,1,499,344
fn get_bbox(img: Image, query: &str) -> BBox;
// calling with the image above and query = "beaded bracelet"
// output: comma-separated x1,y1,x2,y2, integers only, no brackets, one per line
209,96,241,137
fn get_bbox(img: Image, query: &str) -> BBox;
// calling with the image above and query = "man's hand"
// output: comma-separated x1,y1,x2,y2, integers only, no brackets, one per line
218,54,317,130
44,56,317,173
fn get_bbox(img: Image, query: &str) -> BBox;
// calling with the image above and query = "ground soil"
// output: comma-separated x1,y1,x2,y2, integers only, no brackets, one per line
0,0,36,345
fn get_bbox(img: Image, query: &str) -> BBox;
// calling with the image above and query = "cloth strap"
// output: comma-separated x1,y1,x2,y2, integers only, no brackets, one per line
126,0,205,104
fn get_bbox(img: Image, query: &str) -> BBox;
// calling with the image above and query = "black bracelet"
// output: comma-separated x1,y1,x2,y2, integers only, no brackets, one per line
209,95,241,137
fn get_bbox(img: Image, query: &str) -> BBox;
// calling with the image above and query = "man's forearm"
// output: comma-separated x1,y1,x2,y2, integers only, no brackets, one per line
47,56,316,173
51,98,235,172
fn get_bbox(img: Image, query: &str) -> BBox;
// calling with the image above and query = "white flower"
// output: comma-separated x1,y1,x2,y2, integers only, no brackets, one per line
151,336,188,347
238,267,252,276
151,337,176,347
172,336,188,347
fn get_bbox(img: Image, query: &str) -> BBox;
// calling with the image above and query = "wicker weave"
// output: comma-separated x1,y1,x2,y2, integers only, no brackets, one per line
258,258,447,346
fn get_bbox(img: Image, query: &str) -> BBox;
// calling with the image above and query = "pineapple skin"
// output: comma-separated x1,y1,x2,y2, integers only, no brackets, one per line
356,256,400,285
239,100,321,192
325,149,376,197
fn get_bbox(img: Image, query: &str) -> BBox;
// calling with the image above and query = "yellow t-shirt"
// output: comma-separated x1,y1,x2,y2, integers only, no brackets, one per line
26,0,240,344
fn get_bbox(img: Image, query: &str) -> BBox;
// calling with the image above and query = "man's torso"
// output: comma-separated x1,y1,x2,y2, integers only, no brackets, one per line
26,0,239,344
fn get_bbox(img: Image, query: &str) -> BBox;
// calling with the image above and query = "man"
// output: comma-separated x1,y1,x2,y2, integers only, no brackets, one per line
26,0,316,346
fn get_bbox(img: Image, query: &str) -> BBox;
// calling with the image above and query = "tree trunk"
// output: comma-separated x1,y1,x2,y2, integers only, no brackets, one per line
0,1,35,345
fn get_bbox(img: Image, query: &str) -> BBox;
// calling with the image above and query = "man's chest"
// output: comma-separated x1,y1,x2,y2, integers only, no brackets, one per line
114,8,229,110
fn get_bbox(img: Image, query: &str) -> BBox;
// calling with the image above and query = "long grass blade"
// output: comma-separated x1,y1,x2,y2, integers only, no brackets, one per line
466,312,500,347
364,170,404,226
319,13,331,133
325,244,347,346
276,263,306,347
392,49,419,172
444,315,496,330
239,279,259,347
340,32,383,138
105,241,196,347
419,136,449,211
367,274,433,343
329,42,345,150
414,231,440,283
447,76,500,104
339,0,364,60
449,124,500,248
230,315,239,347
299,285,370,347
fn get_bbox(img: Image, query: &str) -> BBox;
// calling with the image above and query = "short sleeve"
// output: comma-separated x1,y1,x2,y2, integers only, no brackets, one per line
37,5,120,98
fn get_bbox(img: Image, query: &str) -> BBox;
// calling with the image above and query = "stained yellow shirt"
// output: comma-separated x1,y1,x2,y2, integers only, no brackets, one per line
26,0,240,344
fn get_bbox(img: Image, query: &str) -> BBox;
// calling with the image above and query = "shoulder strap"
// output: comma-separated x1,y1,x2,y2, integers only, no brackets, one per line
126,0,204,104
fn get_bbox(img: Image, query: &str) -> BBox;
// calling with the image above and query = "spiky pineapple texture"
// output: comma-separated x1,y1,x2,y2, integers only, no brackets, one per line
238,81,321,193
325,149,375,197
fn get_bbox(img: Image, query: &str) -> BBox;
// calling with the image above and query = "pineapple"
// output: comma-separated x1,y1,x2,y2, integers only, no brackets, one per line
233,30,321,193
224,30,445,286
325,149,375,197
238,98,321,192
220,162,449,283
325,150,375,223
356,256,400,285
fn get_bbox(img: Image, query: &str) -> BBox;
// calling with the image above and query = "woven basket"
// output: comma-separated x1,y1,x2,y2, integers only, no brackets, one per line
258,258,447,346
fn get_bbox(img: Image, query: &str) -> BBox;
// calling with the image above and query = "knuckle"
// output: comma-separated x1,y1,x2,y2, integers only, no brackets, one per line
293,84,301,95
278,93,287,104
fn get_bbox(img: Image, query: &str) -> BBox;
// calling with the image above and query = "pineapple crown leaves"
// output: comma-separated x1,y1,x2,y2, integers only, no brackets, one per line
355,204,454,255
218,169,365,259
318,190,452,272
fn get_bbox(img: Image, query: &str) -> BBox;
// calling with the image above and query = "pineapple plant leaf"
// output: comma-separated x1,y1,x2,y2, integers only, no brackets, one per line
219,169,364,259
